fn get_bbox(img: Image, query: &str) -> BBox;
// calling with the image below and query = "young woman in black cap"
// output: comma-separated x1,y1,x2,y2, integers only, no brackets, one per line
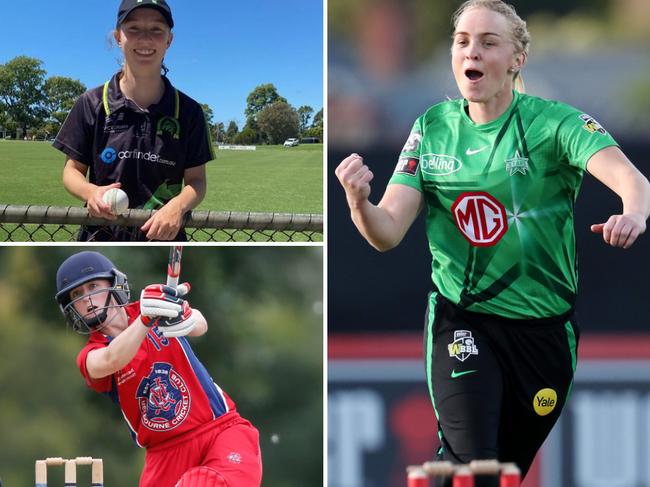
54,0,214,241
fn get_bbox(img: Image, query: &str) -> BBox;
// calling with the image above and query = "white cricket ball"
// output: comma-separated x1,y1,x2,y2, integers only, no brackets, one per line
102,188,129,215
271,434,280,444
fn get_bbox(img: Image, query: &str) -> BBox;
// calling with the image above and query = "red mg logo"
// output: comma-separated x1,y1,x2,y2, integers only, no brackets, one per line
451,192,508,247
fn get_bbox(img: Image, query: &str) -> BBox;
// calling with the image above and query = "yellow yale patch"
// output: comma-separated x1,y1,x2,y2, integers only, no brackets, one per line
533,388,557,416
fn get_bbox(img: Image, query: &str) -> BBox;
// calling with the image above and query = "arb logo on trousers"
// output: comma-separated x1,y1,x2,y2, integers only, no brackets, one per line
451,192,508,247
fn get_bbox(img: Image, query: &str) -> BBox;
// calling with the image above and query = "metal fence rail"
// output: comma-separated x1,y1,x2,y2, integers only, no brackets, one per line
0,205,323,242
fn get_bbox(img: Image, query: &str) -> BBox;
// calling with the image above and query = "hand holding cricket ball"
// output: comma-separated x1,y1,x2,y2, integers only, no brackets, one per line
102,187,129,215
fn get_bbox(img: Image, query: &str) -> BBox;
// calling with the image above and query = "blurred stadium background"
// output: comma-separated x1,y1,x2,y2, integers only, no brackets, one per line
328,1,650,486
0,246,322,486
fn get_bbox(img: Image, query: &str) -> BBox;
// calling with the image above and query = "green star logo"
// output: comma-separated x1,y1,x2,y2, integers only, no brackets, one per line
505,150,529,176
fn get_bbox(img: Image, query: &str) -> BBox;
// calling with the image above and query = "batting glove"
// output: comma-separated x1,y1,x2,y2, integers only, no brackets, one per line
158,301,197,338
140,283,191,327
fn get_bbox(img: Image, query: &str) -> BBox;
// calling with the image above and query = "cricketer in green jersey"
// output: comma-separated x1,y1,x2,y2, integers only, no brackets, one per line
335,1,650,485
390,89,615,320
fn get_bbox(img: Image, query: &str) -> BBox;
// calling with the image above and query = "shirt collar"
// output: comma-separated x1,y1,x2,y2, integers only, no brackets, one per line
459,90,520,131
103,72,178,117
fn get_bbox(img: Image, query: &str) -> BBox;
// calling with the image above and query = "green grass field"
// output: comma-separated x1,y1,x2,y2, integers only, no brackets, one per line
0,140,323,214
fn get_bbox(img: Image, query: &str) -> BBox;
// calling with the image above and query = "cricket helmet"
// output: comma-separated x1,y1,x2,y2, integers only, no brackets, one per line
55,252,130,333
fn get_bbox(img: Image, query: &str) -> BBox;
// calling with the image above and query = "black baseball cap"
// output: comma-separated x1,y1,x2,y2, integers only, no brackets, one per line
117,0,174,28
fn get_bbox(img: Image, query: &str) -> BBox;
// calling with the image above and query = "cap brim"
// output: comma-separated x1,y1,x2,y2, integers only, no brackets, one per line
117,5,173,28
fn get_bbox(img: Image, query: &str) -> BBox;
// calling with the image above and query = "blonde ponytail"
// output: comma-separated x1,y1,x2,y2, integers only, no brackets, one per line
514,73,526,94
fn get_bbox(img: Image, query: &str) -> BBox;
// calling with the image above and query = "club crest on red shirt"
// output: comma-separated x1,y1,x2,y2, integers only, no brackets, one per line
136,362,191,431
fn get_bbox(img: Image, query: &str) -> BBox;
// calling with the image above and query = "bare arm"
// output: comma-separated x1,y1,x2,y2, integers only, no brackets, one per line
62,158,119,220
335,153,423,251
587,146,650,248
85,320,150,380
175,165,208,213
141,165,207,240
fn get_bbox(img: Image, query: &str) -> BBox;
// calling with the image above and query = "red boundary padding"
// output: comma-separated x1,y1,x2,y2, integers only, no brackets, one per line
329,333,650,487
328,333,650,360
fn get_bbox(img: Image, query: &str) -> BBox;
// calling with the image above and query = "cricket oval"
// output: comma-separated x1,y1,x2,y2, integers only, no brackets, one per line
420,153,462,176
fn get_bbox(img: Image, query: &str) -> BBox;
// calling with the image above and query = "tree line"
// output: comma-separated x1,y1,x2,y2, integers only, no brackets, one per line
204,83,322,146
0,56,322,145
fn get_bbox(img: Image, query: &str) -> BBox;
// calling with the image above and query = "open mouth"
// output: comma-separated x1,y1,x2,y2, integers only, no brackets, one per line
134,49,155,57
465,69,484,82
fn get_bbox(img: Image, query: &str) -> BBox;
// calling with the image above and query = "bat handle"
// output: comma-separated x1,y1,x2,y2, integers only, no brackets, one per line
176,283,190,296
167,245,183,289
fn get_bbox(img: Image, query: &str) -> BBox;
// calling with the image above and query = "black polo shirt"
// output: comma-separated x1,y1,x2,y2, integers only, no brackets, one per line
53,72,214,240
55,72,215,208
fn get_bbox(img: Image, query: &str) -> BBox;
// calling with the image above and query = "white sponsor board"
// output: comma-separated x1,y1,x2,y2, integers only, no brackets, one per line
329,335,650,487
217,145,257,151
543,361,650,487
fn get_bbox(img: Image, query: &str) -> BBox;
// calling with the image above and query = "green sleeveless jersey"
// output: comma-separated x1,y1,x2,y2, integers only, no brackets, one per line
389,91,617,319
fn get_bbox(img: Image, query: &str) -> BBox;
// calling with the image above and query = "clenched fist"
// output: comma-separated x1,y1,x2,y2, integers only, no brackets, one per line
335,153,374,209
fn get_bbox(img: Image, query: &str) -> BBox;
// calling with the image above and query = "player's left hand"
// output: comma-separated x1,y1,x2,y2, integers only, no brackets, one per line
140,283,195,337
141,200,185,241
140,284,185,321
591,213,646,249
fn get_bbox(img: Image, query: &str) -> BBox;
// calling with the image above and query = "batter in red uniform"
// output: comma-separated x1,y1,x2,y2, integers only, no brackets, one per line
55,251,262,487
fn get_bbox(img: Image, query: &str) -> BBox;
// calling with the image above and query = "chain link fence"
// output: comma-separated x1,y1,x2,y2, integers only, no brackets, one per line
0,205,323,242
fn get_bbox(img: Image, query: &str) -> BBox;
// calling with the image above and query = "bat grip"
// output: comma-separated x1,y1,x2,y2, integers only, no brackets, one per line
167,245,183,289
167,275,179,289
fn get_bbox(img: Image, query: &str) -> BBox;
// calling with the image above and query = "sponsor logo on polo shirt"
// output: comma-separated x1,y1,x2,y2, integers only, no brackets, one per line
157,116,181,139
421,154,462,176
579,114,606,135
98,147,176,167
505,150,529,176
100,147,117,164
401,131,422,153
104,113,130,133
395,156,419,176
451,191,508,247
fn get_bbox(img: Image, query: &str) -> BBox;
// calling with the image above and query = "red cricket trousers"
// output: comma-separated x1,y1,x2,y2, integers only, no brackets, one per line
139,412,262,487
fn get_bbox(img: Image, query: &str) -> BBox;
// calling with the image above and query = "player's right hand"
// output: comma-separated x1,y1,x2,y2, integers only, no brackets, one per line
157,301,196,338
335,153,374,209
139,283,191,326
87,183,122,220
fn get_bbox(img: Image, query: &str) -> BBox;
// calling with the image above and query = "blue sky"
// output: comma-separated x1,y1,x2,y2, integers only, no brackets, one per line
0,0,323,127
